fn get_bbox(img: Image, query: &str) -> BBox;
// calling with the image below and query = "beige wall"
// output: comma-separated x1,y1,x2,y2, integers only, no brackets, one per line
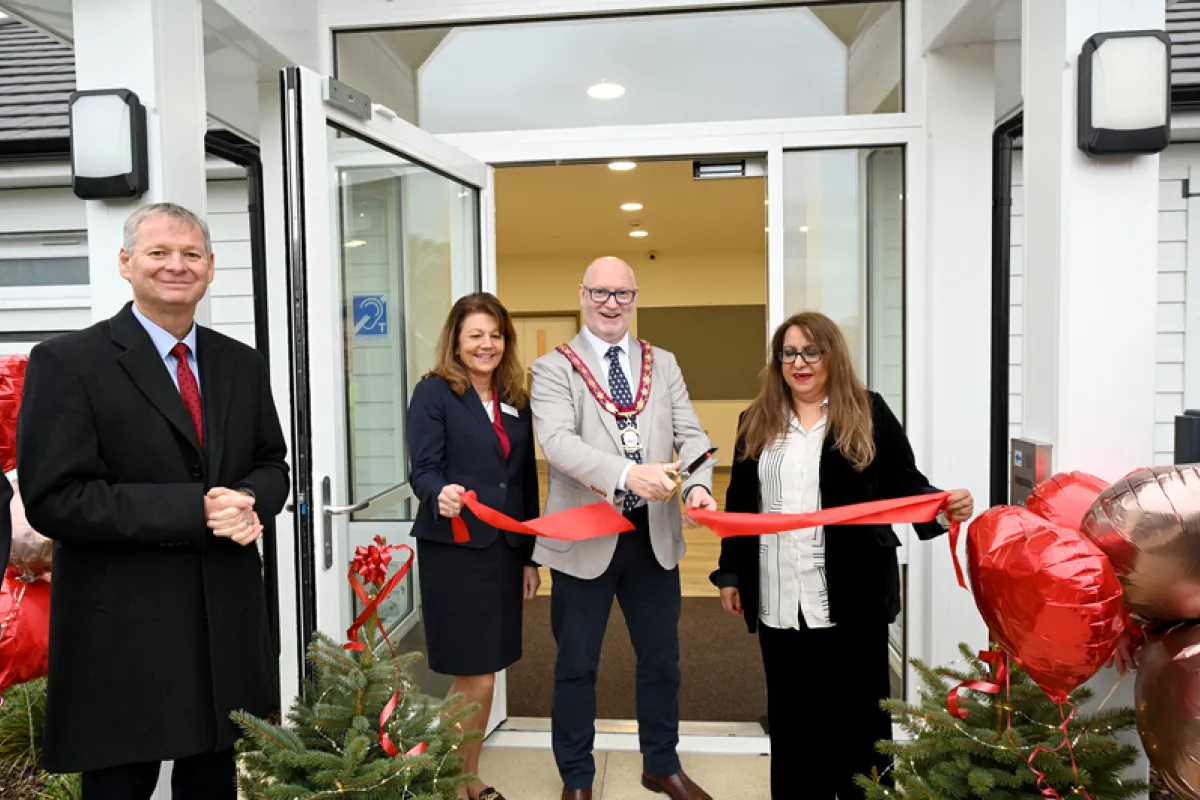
497,249,766,461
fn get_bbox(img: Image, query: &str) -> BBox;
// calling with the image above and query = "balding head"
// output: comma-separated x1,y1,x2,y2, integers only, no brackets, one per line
579,256,639,344
582,256,637,288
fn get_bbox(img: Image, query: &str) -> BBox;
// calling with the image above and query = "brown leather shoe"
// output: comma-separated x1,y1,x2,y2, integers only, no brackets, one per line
560,790,592,800
641,771,713,800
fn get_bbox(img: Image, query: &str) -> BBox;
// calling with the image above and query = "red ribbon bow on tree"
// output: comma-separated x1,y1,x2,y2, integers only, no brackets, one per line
343,535,424,759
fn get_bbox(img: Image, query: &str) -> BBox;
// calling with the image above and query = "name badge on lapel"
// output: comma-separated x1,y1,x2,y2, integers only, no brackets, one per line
500,403,519,418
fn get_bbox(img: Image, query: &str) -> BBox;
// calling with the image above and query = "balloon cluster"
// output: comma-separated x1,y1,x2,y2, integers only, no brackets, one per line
1083,465,1200,798
0,353,51,699
968,466,1200,798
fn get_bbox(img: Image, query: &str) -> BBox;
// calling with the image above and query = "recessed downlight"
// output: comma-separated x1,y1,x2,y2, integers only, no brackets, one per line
588,82,625,100
799,226,810,233
620,202,643,211
629,230,649,238
609,161,637,172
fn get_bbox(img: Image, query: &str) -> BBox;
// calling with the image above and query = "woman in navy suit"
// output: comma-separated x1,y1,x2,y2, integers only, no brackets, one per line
408,292,540,800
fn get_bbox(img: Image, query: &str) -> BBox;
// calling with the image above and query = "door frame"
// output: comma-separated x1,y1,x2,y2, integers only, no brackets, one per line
452,130,926,751
275,66,508,733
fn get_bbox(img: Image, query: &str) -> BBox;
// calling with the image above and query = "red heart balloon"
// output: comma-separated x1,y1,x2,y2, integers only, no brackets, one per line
1025,471,1109,530
967,505,1125,703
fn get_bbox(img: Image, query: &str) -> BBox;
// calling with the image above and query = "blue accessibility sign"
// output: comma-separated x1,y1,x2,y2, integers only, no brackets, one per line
352,294,388,337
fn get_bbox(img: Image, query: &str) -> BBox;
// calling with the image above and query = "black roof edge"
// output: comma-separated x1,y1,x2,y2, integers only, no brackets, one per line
0,130,261,165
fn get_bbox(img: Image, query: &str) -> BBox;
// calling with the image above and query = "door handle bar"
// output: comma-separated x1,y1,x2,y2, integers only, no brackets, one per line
320,478,415,569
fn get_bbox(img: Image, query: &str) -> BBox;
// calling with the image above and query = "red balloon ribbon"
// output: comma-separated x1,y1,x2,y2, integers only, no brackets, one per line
1027,704,1092,800
948,650,1009,722
450,490,636,543
341,543,427,759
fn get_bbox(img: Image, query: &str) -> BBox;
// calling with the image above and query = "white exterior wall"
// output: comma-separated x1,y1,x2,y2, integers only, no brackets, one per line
1010,150,1024,445
1008,145,1194,467
207,178,257,347
0,174,255,347
1157,145,1194,465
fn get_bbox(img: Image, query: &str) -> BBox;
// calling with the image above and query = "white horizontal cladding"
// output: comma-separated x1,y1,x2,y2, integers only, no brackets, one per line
1009,143,1196,468
441,115,923,164
0,171,254,343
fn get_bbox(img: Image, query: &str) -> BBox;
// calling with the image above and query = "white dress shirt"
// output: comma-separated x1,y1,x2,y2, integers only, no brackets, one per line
579,326,637,494
131,302,201,396
757,402,833,630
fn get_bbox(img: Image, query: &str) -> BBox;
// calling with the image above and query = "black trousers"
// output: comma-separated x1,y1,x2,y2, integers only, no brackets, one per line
80,749,236,800
759,617,893,800
550,508,682,790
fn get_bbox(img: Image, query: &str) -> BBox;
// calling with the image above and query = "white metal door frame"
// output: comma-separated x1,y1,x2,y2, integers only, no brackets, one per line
279,65,507,734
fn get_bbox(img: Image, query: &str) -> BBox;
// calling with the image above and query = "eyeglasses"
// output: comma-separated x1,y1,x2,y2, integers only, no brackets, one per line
584,286,638,306
778,347,824,365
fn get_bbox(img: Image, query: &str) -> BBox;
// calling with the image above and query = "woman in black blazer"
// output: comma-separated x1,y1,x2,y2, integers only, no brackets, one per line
709,312,973,800
408,292,540,800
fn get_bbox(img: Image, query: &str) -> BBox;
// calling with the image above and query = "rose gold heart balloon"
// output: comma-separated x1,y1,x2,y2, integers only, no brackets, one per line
1080,465,1200,622
1136,623,1200,800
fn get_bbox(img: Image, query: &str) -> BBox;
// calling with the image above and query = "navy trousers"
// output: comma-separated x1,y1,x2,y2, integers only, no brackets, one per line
549,507,683,790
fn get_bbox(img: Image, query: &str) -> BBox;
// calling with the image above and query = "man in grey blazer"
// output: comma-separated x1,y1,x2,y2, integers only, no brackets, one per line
531,256,718,800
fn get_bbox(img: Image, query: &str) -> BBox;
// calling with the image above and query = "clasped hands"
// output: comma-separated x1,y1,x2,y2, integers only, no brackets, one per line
205,487,262,546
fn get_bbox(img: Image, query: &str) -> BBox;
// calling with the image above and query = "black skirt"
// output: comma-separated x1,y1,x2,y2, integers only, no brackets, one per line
416,534,526,676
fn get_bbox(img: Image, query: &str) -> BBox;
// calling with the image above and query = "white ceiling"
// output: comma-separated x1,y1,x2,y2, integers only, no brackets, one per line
372,4,897,133
495,159,766,257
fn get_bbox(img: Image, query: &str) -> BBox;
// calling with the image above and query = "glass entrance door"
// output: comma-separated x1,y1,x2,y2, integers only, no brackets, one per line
278,65,505,733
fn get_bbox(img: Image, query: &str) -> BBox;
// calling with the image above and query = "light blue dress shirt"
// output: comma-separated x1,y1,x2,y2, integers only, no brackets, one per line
131,303,201,396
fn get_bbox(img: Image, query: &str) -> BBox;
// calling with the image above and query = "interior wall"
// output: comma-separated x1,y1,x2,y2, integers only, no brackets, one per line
497,249,767,459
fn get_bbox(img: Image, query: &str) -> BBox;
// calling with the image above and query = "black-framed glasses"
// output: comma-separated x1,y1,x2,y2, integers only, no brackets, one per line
584,286,638,306
778,346,824,365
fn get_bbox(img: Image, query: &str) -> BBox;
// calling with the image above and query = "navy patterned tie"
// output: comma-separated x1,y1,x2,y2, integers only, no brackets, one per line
607,345,643,513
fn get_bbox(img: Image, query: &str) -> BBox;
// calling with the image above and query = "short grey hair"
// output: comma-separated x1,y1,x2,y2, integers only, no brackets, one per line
122,203,213,257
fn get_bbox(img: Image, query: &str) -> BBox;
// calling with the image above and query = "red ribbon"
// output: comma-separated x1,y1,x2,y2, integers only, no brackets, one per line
344,542,413,654
686,492,952,538
948,650,1009,721
341,539,425,759
1027,704,1092,800
450,490,635,543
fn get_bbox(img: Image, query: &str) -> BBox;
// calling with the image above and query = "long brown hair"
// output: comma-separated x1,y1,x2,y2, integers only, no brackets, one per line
425,292,528,408
737,312,875,470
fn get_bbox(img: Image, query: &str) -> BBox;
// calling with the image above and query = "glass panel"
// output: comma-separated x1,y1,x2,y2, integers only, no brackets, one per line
329,125,479,523
336,2,902,134
0,257,89,286
781,145,906,699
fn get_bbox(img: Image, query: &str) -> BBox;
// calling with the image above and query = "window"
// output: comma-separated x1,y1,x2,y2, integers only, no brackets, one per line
330,127,480,522
0,232,89,287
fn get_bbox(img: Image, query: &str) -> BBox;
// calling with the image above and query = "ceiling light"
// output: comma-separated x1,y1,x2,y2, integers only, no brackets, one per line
344,240,367,248
609,161,636,172
629,230,648,238
588,82,625,100
799,226,809,233
620,202,643,211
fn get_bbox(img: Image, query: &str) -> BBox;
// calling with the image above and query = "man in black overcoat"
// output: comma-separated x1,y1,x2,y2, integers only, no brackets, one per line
16,202,289,800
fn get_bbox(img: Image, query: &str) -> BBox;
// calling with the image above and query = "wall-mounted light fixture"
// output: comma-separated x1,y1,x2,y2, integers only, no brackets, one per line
1077,30,1171,157
68,89,149,199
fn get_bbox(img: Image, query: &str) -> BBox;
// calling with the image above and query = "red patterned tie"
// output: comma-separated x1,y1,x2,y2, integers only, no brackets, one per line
170,342,203,447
